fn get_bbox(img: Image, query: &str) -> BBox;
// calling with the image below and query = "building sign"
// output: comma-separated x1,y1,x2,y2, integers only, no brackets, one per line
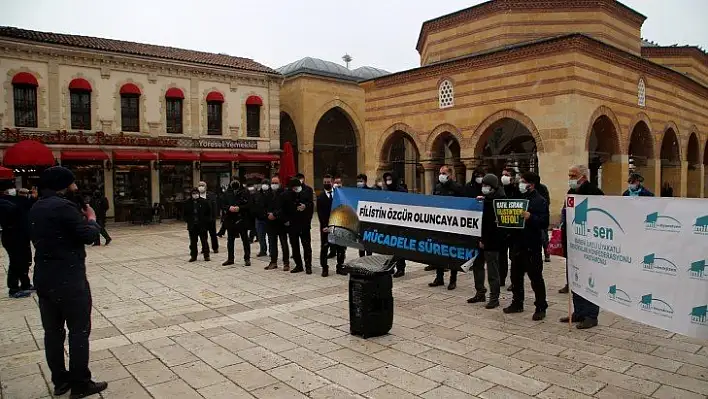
0,128,258,150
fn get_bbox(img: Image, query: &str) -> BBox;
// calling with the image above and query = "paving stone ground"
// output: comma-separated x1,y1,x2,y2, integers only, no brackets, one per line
1,221,707,398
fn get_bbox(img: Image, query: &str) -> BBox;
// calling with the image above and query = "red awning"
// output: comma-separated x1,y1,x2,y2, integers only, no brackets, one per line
3,140,54,166
69,78,92,92
206,91,224,102
0,166,14,180
113,150,157,161
240,153,279,162
12,72,38,86
245,95,263,106
61,150,108,161
165,88,184,99
120,83,141,95
200,152,239,162
159,151,199,161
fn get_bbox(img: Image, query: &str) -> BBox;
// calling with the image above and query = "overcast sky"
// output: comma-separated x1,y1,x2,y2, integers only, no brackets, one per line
1,0,706,73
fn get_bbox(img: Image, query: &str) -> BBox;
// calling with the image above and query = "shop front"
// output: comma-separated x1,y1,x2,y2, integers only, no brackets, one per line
60,150,109,197
199,152,237,195
158,151,198,220
238,153,279,185
2,139,55,189
112,150,156,223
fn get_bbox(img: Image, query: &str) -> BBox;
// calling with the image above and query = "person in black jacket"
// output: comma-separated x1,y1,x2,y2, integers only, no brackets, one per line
264,176,290,270
498,167,518,290
221,180,251,266
467,174,505,308
246,182,258,243
1,181,34,298
30,166,107,398
356,174,373,258
536,180,551,262
184,188,212,262
253,179,270,257
317,174,344,277
90,190,112,246
282,178,314,274
429,165,465,289
198,181,219,254
373,177,384,190
464,167,486,198
559,164,603,329
623,173,654,197
503,171,549,321
383,171,408,277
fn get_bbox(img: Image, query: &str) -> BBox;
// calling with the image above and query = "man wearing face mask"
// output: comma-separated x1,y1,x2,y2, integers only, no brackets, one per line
283,178,314,274
468,174,505,308
30,166,107,398
252,179,270,257
498,167,518,290
245,182,258,243
429,165,465,289
559,164,603,329
373,177,384,190
382,172,408,277
317,174,345,276
356,174,373,257
183,188,212,262
623,173,654,197
198,181,219,254
1,181,35,298
464,167,486,198
503,171,549,321
221,179,251,267
264,176,290,270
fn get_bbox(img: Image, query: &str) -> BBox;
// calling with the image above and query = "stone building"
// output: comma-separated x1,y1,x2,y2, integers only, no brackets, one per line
0,27,282,221
360,0,708,218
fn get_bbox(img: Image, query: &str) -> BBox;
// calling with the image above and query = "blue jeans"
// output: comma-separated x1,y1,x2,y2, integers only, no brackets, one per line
255,219,268,255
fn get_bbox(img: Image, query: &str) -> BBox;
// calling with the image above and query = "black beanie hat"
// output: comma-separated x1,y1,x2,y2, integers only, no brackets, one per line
482,173,499,189
288,177,302,188
39,166,75,191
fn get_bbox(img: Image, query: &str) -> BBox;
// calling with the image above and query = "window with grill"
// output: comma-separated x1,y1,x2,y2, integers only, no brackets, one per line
638,78,646,108
246,104,260,137
70,90,91,130
438,80,454,109
13,85,38,128
207,102,223,135
121,94,140,132
166,98,183,134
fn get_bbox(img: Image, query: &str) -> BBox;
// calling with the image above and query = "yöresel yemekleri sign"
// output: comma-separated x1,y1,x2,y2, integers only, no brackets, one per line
326,188,482,269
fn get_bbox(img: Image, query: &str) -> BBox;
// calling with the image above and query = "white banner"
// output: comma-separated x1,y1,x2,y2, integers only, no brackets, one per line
565,195,708,339
356,200,482,236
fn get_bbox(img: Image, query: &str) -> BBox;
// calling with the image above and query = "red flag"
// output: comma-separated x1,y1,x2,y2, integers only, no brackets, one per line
279,141,296,183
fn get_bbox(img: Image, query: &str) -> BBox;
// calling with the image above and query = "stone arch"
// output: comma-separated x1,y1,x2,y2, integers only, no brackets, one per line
426,123,463,181
658,123,681,197
472,109,545,155
4,68,48,129
308,99,364,149
201,87,229,137
377,123,424,163
585,105,624,155
586,106,624,194
425,123,463,155
159,83,190,135
686,132,701,198
280,111,298,169
63,72,99,131
658,121,682,162
378,123,424,192
313,106,359,188
114,79,147,133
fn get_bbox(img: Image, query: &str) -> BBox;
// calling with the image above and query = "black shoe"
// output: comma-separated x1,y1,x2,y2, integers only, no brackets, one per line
424,265,436,271
290,267,304,273
559,314,583,323
428,278,444,287
559,285,569,294
244,259,251,267
54,382,70,396
532,310,546,321
204,256,210,262
213,248,219,254
485,300,500,309
327,252,336,259
544,255,551,262
577,318,599,329
189,256,197,262
105,238,112,246
321,268,329,277
503,305,524,314
305,268,312,275
507,284,514,292
70,381,108,399
257,252,268,257
392,269,405,278
467,293,486,304
336,268,348,276
447,281,456,290
222,259,235,266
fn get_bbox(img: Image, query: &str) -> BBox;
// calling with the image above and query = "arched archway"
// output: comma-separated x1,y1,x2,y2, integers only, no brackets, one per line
280,112,298,169
380,130,422,192
628,120,655,191
587,114,622,195
659,128,681,197
686,133,700,198
473,117,538,177
430,132,461,180
313,107,358,189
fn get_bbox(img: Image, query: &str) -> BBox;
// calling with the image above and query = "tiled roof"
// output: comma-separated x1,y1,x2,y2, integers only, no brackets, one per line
0,26,279,75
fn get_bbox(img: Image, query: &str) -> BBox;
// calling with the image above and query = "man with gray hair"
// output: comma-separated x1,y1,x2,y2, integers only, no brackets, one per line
198,181,220,254
560,164,603,329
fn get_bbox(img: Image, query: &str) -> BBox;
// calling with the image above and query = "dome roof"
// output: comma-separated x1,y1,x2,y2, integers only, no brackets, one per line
277,57,390,82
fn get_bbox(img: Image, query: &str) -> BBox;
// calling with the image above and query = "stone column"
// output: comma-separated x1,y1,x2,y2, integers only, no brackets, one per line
537,150,582,225
190,77,200,136
651,159,661,196
680,160,689,197
104,164,115,219
48,61,60,129
600,154,628,196
700,164,705,198
422,162,437,195
300,145,314,185
151,161,160,205
453,162,465,184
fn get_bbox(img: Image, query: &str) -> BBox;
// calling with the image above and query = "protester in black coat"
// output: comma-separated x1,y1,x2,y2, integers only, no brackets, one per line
30,166,107,398
316,174,345,277
465,167,486,198
198,181,219,253
221,180,251,266
263,176,290,270
0,182,34,298
382,171,408,276
429,165,466,289
282,178,314,274
504,172,549,321
252,180,270,257
356,174,373,258
536,181,551,262
498,167,518,290
183,188,212,262
467,174,505,309
90,191,111,246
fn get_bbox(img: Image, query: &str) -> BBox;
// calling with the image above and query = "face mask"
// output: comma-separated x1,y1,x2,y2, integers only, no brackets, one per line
293,186,302,193
356,182,365,188
247,187,255,192
501,175,512,186
481,186,492,195
385,179,393,186
261,184,270,191
376,182,383,187
518,182,529,194
192,194,199,199
6,188,16,196
438,174,449,184
198,186,206,193
475,177,483,185
323,183,332,191
569,179,579,190
271,183,280,191
628,183,638,191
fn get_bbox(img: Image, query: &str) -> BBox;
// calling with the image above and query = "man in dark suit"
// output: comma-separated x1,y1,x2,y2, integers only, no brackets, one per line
283,177,315,274
198,181,219,253
183,188,212,262
317,174,345,277
90,190,111,246
221,180,251,267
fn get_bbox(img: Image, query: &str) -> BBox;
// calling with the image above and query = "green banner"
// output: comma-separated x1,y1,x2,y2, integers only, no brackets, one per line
493,199,529,229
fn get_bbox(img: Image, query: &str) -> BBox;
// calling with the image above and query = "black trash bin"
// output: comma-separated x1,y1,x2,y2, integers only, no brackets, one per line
346,255,396,338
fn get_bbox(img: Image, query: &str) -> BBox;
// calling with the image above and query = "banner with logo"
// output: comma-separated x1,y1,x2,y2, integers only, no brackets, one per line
327,188,482,268
493,199,529,229
565,195,708,339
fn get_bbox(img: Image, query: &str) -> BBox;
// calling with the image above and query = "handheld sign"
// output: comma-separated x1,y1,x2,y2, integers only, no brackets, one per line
493,199,529,229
